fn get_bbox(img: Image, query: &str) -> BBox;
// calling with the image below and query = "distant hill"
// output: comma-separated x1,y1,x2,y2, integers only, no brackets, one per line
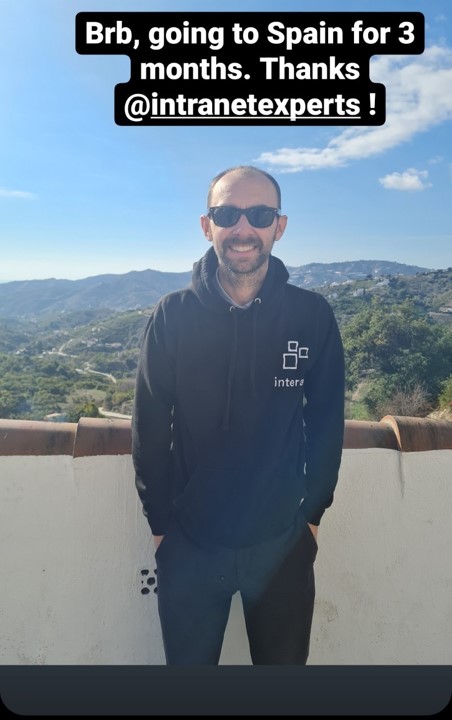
0,269,192,318
286,260,429,289
0,260,430,318
316,267,452,327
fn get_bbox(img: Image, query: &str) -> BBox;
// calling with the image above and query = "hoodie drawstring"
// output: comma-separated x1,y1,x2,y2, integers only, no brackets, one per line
222,298,261,431
222,306,238,431
250,298,261,398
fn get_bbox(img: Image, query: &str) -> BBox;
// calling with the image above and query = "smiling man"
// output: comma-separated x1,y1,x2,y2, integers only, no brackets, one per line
132,165,345,665
201,168,286,300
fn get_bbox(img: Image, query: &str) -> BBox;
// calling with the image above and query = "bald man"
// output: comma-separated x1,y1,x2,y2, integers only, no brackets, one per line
132,166,345,665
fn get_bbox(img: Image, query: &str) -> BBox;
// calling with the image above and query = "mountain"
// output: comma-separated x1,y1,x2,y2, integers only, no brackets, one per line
0,260,430,318
0,269,191,318
286,260,429,288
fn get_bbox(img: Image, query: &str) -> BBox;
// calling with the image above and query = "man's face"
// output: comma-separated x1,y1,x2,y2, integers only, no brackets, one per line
200,171,287,276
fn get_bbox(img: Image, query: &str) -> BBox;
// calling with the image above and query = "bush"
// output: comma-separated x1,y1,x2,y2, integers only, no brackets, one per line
438,376,452,412
66,398,101,423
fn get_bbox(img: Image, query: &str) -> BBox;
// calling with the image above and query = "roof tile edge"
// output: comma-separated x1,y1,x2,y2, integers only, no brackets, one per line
0,419,76,456
0,416,451,457
381,415,452,452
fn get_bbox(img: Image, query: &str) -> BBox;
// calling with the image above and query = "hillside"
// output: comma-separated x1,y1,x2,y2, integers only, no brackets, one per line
318,267,452,326
0,269,192,318
1,266,450,422
0,260,429,318
287,259,428,289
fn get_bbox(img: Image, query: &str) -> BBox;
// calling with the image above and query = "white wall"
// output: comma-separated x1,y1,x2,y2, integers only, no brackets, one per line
1,449,451,665
310,449,452,664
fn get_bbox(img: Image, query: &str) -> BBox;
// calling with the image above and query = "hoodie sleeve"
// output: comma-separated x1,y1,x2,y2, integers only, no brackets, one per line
132,302,176,535
301,295,345,525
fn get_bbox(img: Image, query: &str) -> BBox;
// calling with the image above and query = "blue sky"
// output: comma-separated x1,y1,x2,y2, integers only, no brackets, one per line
0,0,451,282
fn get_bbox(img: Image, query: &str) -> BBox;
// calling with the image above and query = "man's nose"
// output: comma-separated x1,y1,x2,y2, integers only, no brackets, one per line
231,211,254,233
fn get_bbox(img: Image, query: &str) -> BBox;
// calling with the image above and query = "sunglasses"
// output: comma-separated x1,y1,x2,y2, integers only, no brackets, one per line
208,205,280,228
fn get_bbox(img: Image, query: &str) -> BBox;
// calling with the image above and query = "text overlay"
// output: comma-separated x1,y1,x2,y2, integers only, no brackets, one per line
75,12,425,126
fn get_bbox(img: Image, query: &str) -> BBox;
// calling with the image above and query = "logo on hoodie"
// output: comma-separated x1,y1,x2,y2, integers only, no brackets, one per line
283,340,309,370
274,341,309,389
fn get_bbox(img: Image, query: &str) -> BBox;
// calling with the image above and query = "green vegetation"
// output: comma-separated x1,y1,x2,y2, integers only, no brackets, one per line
66,397,101,423
314,268,452,420
0,309,150,420
0,269,451,422
340,297,452,420
316,268,452,325
438,375,452,412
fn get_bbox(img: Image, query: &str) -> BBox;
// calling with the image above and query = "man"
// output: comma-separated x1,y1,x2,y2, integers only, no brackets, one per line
132,166,345,665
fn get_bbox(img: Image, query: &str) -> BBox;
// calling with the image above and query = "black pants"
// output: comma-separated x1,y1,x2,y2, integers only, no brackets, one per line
154,508,318,665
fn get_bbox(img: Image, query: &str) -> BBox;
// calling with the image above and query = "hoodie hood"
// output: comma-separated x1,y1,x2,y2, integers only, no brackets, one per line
190,246,290,312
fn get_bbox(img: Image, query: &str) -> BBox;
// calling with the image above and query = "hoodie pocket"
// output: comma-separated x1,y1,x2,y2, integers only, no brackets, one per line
154,516,176,562
297,508,318,562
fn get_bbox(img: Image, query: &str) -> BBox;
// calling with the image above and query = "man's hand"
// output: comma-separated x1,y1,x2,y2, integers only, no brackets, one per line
154,535,164,550
307,523,318,541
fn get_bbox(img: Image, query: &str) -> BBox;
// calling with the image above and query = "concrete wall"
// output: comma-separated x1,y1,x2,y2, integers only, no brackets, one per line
1,448,451,665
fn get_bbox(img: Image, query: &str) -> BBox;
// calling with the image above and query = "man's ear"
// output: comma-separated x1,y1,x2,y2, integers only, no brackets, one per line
275,214,288,241
200,214,213,242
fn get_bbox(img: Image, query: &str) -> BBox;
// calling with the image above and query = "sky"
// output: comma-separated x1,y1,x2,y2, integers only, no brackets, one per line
0,0,451,282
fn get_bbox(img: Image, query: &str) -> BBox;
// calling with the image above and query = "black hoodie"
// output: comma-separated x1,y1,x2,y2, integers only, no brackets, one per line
132,247,345,549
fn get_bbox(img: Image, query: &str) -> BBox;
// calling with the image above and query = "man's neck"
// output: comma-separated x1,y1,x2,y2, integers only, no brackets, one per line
217,261,269,306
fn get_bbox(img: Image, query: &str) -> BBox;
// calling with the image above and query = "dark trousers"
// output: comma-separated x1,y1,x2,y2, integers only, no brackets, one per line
154,508,318,665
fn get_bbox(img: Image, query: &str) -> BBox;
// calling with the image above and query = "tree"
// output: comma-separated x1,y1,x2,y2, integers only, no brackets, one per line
341,299,452,419
438,375,452,413
66,398,101,423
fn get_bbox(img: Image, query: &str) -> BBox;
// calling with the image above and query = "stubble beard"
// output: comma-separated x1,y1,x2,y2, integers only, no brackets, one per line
217,236,274,285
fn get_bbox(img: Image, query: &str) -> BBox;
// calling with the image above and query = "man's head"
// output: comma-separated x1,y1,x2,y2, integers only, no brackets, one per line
200,166,287,278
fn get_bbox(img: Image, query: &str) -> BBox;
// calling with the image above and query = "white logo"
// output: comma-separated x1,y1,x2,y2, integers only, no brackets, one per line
283,340,309,370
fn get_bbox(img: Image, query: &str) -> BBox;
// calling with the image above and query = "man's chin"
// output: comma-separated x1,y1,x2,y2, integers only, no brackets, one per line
222,254,269,276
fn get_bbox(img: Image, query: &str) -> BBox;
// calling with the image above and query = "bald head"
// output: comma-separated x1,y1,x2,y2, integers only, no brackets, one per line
207,166,281,210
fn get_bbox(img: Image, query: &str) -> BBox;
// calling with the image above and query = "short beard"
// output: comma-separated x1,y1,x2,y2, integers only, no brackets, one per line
221,250,269,276
217,236,273,281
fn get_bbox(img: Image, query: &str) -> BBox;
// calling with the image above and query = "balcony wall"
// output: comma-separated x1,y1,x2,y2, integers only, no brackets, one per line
0,416,451,665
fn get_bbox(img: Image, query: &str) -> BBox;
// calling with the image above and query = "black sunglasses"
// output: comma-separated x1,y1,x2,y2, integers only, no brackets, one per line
208,205,280,228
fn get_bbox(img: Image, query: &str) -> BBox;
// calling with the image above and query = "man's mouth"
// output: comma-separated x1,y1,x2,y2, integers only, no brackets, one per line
227,243,258,254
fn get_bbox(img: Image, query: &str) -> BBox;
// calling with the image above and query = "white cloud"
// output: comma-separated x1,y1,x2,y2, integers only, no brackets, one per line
435,15,447,23
256,46,452,173
379,168,432,191
0,187,37,199
428,155,444,164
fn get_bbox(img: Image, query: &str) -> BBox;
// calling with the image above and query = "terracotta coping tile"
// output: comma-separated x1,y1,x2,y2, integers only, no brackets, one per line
381,415,452,452
0,416,451,457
